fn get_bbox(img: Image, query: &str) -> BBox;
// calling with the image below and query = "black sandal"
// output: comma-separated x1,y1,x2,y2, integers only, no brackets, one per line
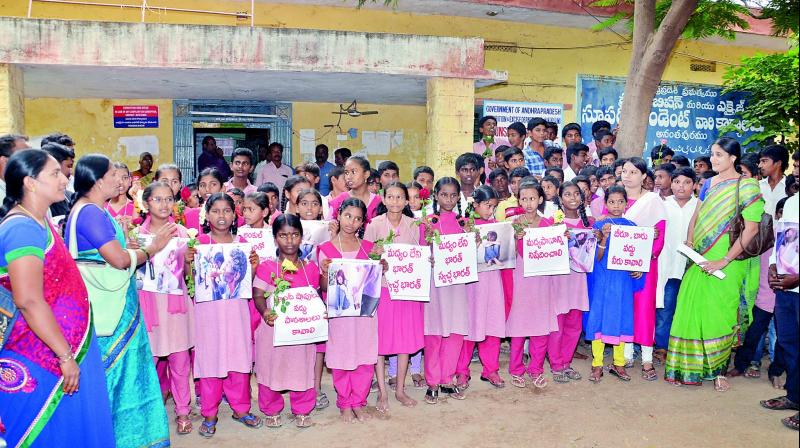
424,386,439,405
760,396,800,411
439,385,466,400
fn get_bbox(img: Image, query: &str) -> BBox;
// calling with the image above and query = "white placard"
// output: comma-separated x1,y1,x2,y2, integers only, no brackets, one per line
193,243,253,303
677,244,726,279
606,225,654,272
568,229,597,273
775,222,799,275
433,233,479,287
142,238,187,294
118,135,159,157
326,259,382,317
238,227,276,261
523,224,569,277
476,222,516,272
300,220,330,264
272,286,329,347
383,244,432,301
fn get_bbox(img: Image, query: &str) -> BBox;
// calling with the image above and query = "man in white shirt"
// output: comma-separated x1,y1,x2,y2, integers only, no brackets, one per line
654,167,699,362
760,192,799,430
758,144,789,217
563,143,589,183
255,142,293,197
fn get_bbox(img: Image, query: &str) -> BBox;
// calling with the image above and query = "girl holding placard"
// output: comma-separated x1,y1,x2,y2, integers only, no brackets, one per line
319,198,381,423
135,182,196,434
550,181,593,383
456,185,506,389
252,214,321,429
586,186,645,382
507,179,558,389
185,193,262,437
328,156,383,224
365,182,425,410
422,177,469,404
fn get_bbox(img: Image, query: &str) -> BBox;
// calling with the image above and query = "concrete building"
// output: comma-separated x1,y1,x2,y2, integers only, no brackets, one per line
0,0,785,179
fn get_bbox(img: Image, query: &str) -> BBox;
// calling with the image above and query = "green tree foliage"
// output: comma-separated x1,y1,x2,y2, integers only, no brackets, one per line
722,43,799,150
752,0,800,35
355,0,397,7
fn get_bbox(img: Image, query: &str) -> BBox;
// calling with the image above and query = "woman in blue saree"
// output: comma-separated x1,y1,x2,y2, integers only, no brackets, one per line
65,154,175,448
0,149,114,447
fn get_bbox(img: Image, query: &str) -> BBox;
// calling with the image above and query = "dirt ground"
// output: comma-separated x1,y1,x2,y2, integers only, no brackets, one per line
168,352,799,448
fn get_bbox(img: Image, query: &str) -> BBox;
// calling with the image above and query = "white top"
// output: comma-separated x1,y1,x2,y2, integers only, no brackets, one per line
759,176,787,217
255,161,294,195
563,165,577,183
661,196,699,280
770,193,799,293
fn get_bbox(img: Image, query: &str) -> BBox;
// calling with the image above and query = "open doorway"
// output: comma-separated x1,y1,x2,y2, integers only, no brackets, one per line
173,100,292,182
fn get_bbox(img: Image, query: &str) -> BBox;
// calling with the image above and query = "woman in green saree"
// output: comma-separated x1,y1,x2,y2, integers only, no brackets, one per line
665,138,764,392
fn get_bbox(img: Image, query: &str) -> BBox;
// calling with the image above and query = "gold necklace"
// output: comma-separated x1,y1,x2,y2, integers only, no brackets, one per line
16,204,46,228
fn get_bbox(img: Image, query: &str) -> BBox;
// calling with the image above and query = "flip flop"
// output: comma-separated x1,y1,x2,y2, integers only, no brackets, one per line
232,413,263,429
198,419,217,439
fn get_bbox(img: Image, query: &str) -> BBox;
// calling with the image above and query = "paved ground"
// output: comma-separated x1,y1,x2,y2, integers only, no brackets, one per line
168,352,799,448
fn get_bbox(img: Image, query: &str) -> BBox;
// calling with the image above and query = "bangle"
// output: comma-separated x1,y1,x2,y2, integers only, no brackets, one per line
57,350,74,364
598,244,607,249
141,247,151,261
723,255,732,263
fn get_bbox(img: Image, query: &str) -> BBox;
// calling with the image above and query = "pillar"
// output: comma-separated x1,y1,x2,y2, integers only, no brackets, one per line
425,77,474,178
0,64,25,135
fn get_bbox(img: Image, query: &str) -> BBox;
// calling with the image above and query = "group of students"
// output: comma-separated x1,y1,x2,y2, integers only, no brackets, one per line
1,122,798,447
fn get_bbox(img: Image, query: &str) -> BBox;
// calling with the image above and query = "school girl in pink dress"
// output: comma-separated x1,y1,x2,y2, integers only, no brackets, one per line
183,167,225,232
253,214,322,429
135,182,195,434
507,180,560,389
184,193,262,437
549,181,593,383
328,156,383,224
319,198,381,423
364,182,425,410
106,162,136,229
422,177,470,404
455,185,506,389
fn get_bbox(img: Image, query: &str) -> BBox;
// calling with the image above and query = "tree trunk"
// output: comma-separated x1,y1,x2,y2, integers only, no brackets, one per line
615,0,698,158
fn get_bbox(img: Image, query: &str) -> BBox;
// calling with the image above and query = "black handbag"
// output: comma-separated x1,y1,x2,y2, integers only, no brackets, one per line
728,176,774,260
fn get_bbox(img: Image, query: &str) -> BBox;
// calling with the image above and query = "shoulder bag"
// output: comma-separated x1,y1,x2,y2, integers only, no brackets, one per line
728,176,774,260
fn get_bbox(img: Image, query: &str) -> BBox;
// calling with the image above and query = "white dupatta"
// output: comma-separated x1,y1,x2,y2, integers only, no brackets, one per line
624,191,669,307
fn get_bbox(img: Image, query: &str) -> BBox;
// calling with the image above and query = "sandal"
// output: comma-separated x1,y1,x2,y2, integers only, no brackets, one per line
529,373,548,389
745,365,761,378
653,349,667,367
480,373,506,389
315,392,330,410
760,396,799,411
770,375,785,390
387,376,397,391
641,367,658,382
294,414,313,429
552,370,570,383
198,419,217,439
624,359,635,369
424,386,439,405
726,368,744,378
782,413,799,431
713,376,730,392
411,374,427,389
176,415,193,435
609,365,631,382
589,366,603,383
564,367,582,381
455,373,470,390
264,414,282,428
510,375,526,388
440,384,466,400
232,413,263,429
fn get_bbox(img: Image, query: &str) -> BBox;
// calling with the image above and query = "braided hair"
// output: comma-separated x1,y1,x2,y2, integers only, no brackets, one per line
557,181,590,227
337,197,367,239
466,185,498,219
432,177,462,219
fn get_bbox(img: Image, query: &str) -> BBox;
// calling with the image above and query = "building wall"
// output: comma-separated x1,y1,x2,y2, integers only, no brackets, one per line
9,1,777,174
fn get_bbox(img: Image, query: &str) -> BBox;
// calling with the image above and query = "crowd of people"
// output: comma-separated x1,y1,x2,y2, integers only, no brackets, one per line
0,118,797,447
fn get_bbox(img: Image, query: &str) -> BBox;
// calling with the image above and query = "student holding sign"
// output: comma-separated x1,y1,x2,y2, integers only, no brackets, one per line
456,186,507,389
618,158,666,381
252,215,322,429
185,193,263,437
365,182,425,410
548,181,592,383
134,182,195,434
508,180,559,389
586,186,645,382
319,198,382,423
421,177,470,404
